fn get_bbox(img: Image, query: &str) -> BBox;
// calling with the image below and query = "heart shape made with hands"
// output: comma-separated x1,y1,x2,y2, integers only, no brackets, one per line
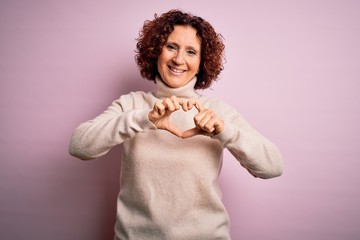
150,99,219,139
168,101,203,139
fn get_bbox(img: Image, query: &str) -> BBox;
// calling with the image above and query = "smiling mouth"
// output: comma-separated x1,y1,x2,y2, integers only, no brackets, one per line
168,66,186,73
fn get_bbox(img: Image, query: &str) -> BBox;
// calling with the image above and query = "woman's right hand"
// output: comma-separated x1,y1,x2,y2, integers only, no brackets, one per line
148,96,187,137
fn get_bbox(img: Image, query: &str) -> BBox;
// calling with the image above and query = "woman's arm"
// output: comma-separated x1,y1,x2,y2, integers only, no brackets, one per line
69,92,156,160
210,99,283,179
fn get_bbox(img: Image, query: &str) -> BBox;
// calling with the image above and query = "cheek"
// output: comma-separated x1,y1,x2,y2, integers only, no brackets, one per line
191,59,201,72
156,57,167,78
157,52,169,67
157,56,165,69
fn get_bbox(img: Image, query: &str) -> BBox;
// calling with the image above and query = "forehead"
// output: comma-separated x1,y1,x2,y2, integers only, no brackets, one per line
167,25,201,48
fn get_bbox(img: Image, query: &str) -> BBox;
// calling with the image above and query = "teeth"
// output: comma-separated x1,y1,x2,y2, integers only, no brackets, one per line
169,66,185,73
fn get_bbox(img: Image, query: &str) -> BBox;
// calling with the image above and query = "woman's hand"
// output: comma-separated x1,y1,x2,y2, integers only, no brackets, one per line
148,96,187,137
182,100,224,138
148,97,224,138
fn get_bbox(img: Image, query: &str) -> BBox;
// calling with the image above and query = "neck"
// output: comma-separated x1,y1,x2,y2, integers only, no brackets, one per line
154,76,200,99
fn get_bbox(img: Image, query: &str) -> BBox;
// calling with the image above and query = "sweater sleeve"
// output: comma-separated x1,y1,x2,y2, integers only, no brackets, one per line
211,101,283,179
69,92,156,160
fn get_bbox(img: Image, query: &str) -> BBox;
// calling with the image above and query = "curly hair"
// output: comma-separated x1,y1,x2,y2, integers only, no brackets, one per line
135,9,225,90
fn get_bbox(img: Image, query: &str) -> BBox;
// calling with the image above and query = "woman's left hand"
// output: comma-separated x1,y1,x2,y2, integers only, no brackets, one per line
182,100,224,138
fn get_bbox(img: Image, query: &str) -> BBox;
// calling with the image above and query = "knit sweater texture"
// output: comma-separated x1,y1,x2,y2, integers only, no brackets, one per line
69,77,283,240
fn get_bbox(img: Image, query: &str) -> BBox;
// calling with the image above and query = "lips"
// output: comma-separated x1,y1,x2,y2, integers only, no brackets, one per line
168,66,186,74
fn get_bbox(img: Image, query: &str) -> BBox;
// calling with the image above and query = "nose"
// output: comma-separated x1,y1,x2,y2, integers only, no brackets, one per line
172,51,185,65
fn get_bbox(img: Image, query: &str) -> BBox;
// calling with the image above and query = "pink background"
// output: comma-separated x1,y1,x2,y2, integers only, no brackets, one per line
1,0,359,239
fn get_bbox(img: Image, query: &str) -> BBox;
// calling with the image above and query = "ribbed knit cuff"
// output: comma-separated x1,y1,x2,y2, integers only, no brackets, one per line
135,110,157,131
212,121,235,146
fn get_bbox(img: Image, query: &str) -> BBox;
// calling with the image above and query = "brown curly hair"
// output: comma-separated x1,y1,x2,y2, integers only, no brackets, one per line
135,9,225,90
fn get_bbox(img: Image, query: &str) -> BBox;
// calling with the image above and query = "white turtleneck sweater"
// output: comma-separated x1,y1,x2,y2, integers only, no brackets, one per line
69,77,283,240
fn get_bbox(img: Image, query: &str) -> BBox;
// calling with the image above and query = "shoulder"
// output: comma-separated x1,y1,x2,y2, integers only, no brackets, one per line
200,96,235,112
118,90,150,100
113,91,155,110
199,96,243,121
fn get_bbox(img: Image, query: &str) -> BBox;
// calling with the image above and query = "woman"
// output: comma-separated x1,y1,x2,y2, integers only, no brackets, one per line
69,9,283,240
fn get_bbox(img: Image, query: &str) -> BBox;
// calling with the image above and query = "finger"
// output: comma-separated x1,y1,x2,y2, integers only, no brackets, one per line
154,101,165,116
194,110,213,128
197,114,224,134
178,98,188,111
181,127,203,139
187,99,206,112
202,117,217,133
186,99,197,111
169,95,181,110
186,99,195,110
187,99,196,110
163,97,180,112
182,127,215,138
166,123,183,138
194,100,205,112
213,119,225,134
196,117,215,133
149,102,165,124
162,98,176,111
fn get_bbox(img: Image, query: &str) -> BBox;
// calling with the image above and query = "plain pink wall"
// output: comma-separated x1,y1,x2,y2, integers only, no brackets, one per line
1,0,359,239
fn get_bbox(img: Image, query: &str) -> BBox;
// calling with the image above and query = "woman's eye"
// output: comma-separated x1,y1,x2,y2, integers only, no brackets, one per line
187,50,196,55
166,44,177,50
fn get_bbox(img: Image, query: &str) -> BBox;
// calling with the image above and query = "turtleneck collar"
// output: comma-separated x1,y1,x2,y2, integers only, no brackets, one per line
153,76,200,99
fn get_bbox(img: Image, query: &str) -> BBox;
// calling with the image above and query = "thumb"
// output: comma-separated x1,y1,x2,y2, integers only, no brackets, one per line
167,124,183,138
181,127,203,139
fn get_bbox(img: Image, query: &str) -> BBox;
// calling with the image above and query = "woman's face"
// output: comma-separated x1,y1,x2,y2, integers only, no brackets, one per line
157,25,201,88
